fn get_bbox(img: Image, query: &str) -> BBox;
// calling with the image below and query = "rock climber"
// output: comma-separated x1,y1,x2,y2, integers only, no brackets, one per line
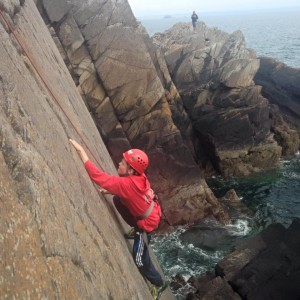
69,139,168,299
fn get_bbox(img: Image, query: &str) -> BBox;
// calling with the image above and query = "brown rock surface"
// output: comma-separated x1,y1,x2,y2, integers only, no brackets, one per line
1,0,299,297
37,0,229,226
0,1,172,298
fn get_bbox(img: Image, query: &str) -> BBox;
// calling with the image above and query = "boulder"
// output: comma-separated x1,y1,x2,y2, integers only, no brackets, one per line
222,189,253,218
188,219,300,299
255,57,300,155
187,274,241,300
153,23,282,177
230,219,300,299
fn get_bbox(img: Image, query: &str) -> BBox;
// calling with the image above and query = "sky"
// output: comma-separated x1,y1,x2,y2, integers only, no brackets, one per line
128,0,300,17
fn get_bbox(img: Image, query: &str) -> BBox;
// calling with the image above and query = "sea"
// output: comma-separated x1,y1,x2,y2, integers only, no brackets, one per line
139,8,300,68
139,8,300,299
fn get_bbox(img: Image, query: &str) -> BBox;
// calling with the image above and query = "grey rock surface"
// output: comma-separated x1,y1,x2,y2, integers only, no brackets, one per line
153,22,283,176
255,56,300,155
0,1,172,298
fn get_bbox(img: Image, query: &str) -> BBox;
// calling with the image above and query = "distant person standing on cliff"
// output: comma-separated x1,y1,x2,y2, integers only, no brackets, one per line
191,10,198,30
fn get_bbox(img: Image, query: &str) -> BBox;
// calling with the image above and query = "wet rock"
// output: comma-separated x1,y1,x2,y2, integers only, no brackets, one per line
188,219,300,299
170,273,186,291
230,219,300,299
187,276,241,300
180,220,238,250
222,189,253,218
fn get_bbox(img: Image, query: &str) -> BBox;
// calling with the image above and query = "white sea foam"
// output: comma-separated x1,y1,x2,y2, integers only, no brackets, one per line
187,243,194,249
290,172,300,179
225,219,251,236
169,265,182,273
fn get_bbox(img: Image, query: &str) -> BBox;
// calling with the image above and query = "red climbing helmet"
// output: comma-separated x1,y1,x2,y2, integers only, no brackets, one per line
123,149,149,174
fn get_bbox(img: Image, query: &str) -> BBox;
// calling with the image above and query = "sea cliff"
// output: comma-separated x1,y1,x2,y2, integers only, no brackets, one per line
1,0,299,298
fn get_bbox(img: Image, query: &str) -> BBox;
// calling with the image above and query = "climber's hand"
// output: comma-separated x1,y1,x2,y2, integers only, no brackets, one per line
99,188,111,195
69,139,89,163
69,139,83,151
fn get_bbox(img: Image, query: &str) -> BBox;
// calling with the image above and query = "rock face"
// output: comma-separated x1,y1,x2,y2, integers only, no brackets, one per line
0,1,172,298
188,219,300,300
35,0,229,227
1,0,299,297
153,23,283,176
255,56,300,156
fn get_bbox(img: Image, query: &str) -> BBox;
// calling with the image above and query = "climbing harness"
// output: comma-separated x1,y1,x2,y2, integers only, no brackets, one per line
136,200,154,220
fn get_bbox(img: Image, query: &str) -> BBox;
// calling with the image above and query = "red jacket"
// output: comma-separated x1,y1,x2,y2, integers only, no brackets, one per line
84,160,161,232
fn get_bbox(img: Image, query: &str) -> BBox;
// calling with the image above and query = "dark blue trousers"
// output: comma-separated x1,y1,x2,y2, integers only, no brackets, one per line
113,197,163,286
132,231,163,286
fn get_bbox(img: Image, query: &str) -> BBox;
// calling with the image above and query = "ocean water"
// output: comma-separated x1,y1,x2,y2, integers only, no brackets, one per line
152,154,300,299
143,9,300,299
140,9,300,68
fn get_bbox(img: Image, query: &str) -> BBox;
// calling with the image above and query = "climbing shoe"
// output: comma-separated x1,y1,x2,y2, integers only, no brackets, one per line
124,227,135,239
150,284,158,299
150,281,168,299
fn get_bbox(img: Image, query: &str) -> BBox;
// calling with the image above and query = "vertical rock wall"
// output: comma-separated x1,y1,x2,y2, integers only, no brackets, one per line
254,56,300,155
0,1,162,298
